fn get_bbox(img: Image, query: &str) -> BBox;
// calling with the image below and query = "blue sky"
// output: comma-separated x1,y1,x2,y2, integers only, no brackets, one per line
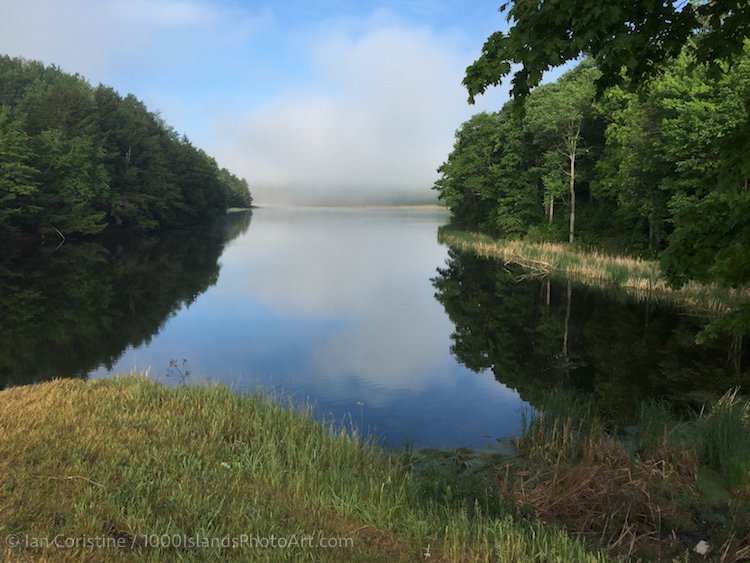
1,1,519,203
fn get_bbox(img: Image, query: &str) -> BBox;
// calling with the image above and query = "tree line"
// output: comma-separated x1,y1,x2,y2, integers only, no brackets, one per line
0,56,252,240
434,44,750,293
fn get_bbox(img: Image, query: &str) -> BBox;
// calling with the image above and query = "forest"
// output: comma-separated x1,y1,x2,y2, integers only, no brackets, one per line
0,56,252,240
437,35,750,290
435,42,750,338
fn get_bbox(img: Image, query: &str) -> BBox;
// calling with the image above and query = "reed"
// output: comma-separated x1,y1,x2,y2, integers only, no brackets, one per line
698,388,750,489
439,228,750,314
504,388,750,560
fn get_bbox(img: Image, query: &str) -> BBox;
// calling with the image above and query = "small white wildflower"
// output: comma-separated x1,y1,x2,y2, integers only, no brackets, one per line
221,462,231,470
694,540,710,556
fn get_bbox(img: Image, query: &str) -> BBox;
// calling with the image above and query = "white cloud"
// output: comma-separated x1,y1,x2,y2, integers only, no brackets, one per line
1,2,507,204
212,18,507,204
0,0,266,81
107,0,218,27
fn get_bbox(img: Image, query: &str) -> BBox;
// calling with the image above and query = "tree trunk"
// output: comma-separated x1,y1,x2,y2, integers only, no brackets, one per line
648,213,654,253
730,336,743,374
562,280,572,357
548,195,555,224
568,152,576,243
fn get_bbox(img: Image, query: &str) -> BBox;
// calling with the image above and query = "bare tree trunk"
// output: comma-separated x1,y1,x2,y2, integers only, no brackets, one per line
569,151,576,243
562,280,572,357
548,195,555,224
648,213,654,253
730,336,743,374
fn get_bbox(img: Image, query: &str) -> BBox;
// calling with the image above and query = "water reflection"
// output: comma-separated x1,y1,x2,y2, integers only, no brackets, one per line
0,212,251,387
433,249,749,420
3,207,745,448
89,207,527,449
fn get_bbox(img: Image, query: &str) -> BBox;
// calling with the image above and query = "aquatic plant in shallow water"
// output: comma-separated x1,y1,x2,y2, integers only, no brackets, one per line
698,388,750,489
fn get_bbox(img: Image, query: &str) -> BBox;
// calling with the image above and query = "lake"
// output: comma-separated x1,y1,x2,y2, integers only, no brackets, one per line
1,207,746,449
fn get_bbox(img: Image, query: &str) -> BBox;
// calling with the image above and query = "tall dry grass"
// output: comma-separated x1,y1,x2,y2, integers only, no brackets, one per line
439,229,750,314
503,388,750,561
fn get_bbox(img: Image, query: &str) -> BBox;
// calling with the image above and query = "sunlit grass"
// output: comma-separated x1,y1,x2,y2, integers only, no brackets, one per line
0,377,608,562
438,228,750,314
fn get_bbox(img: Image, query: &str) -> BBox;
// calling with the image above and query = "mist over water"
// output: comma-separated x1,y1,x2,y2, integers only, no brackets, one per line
251,187,441,207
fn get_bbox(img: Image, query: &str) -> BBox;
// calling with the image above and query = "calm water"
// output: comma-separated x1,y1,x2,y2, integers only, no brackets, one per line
1,207,747,449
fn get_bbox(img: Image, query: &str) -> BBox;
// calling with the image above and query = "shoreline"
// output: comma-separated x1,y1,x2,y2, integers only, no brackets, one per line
251,203,448,211
0,377,602,562
2,377,748,560
438,228,750,315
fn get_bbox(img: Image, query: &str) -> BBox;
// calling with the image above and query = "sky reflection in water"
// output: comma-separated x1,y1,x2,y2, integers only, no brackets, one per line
91,207,527,449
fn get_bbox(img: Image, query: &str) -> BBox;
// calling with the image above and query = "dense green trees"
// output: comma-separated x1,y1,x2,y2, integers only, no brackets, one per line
464,0,750,101
452,2,750,346
433,111,540,235
0,108,37,231
220,168,254,209
436,64,603,242
523,64,598,242
435,44,750,293
0,56,252,239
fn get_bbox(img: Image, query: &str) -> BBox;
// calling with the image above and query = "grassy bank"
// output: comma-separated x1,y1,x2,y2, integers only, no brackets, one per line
411,388,750,561
0,377,605,562
438,229,750,314
505,390,750,560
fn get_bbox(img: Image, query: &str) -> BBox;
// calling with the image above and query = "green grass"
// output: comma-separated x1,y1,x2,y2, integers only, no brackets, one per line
499,388,750,560
438,228,750,314
698,389,750,489
4,377,749,560
634,399,678,452
0,377,608,562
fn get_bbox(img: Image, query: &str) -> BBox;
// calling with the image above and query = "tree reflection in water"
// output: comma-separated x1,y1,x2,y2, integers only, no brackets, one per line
432,249,749,421
0,212,251,388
